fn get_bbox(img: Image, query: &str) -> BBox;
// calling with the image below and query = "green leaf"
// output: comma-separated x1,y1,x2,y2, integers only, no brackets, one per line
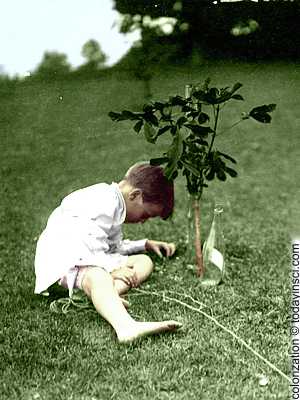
170,170,179,180
170,125,178,136
156,125,172,138
181,160,202,177
164,130,184,179
181,104,194,113
206,87,219,103
143,104,155,113
250,104,276,114
143,112,159,127
231,94,244,101
108,110,141,121
249,112,271,123
213,82,243,104
122,110,139,120
153,101,166,111
209,152,227,175
225,166,238,178
184,124,214,137
198,112,210,124
169,95,187,107
249,104,276,124
108,111,122,121
205,168,215,181
134,120,143,133
150,157,169,166
216,94,232,104
160,110,173,123
176,116,188,127
218,151,237,164
192,90,206,102
231,82,243,95
189,138,209,147
143,123,157,143
216,169,227,181
187,110,199,120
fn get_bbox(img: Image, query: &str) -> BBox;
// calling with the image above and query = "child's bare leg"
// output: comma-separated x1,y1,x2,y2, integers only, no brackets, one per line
113,254,153,295
81,266,182,343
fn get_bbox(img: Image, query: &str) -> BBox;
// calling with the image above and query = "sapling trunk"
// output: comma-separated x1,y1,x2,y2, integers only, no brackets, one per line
192,196,204,277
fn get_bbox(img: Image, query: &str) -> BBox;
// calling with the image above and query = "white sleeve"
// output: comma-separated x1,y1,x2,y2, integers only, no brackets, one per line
110,228,147,255
117,238,147,255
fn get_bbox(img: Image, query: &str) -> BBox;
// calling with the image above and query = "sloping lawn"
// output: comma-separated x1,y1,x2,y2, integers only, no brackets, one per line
1,61,298,400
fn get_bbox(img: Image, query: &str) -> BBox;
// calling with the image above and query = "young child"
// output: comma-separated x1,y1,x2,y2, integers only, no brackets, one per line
34,162,182,343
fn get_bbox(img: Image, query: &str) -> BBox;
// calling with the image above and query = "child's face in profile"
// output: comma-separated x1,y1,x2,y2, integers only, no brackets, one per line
125,190,162,224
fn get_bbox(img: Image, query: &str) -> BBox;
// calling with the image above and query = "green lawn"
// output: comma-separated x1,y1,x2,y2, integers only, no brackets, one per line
1,61,299,399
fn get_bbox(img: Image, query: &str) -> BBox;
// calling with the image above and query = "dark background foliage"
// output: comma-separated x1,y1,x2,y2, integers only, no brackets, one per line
114,0,300,60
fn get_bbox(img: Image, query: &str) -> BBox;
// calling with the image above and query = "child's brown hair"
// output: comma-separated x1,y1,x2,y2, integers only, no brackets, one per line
124,162,174,220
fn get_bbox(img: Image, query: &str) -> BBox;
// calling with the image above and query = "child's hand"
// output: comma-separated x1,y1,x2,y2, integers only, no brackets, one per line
111,266,138,288
145,240,176,258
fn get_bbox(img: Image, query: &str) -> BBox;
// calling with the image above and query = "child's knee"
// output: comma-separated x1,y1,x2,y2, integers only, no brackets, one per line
142,254,154,273
132,254,153,270
131,255,153,286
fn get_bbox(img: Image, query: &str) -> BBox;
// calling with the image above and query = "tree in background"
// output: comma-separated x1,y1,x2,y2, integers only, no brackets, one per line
33,51,71,80
74,39,107,78
116,12,183,100
114,0,200,63
81,39,107,69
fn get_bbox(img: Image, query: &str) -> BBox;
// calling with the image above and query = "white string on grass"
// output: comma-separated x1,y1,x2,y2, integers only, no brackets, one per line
133,288,291,383
49,295,95,314
48,287,290,382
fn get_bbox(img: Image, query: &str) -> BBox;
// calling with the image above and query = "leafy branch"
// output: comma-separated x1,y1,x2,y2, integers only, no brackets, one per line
109,79,276,276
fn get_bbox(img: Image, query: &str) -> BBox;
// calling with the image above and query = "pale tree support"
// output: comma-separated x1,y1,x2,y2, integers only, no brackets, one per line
185,84,204,277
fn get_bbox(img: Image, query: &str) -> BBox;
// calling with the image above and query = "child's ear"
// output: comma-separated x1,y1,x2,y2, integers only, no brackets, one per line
129,188,143,201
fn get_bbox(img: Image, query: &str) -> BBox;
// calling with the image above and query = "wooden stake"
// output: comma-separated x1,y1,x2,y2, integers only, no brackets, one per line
193,198,204,277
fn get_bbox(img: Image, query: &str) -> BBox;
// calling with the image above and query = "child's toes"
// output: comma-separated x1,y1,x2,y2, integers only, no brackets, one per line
166,321,183,330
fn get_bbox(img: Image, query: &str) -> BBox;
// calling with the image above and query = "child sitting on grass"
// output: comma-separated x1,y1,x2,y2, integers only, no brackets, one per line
34,162,182,343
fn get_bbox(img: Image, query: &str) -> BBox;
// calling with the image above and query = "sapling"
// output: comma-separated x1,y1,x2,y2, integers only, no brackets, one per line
109,79,276,277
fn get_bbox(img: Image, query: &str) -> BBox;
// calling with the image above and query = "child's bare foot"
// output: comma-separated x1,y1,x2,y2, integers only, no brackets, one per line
117,320,182,344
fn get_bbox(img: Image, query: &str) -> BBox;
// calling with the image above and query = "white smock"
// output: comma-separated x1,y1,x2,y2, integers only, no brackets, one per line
34,182,147,296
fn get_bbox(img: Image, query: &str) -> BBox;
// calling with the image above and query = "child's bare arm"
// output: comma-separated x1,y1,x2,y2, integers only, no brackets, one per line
145,240,176,258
